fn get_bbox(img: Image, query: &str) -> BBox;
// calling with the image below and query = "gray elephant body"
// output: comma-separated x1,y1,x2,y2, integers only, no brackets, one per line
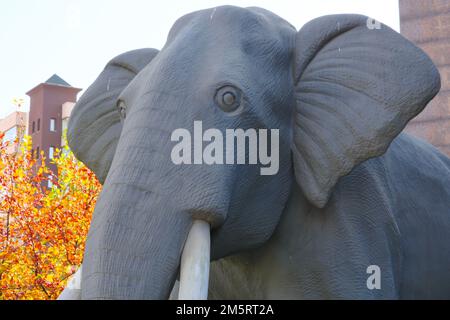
209,133,450,299
67,6,449,299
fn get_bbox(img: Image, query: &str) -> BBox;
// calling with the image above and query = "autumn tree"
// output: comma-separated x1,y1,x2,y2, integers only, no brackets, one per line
0,134,101,300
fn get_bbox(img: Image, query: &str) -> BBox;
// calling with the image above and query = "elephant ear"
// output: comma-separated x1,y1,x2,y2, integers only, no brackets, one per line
67,48,159,184
292,14,440,208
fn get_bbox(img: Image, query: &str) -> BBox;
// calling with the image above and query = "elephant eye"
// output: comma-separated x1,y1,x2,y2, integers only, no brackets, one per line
215,85,242,113
117,100,127,121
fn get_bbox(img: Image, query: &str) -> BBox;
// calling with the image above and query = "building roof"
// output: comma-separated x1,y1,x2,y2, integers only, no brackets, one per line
45,74,72,87
26,74,82,96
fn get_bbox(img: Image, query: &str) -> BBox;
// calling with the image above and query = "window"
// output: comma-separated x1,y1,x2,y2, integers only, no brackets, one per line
48,176,53,188
37,119,40,131
62,118,69,133
49,146,54,159
32,121,35,133
36,146,40,159
3,127,17,143
50,118,56,132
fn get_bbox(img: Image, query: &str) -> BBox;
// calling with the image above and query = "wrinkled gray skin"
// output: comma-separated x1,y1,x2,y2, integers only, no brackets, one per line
68,6,450,299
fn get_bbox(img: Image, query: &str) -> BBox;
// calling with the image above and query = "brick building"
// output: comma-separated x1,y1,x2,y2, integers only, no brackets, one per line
400,0,450,156
25,74,81,171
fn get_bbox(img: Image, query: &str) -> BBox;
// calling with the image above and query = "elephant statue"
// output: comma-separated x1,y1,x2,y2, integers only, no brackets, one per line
66,6,450,299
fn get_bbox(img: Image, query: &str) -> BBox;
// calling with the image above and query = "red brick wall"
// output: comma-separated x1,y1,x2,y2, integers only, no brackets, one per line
27,83,80,172
400,0,450,156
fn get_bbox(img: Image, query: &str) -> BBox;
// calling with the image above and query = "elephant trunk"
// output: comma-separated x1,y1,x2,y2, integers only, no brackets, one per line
79,87,219,299
81,180,195,299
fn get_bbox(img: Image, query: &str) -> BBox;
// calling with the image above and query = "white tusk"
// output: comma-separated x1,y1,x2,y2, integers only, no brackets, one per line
169,280,180,300
178,220,211,300
57,265,82,300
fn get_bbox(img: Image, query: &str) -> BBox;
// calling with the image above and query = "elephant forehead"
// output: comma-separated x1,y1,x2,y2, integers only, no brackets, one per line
166,6,294,55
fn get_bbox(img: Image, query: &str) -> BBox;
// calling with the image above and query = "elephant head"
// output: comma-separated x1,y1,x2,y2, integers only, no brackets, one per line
68,6,440,299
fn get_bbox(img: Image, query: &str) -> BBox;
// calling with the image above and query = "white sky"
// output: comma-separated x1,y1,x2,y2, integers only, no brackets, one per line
0,0,400,118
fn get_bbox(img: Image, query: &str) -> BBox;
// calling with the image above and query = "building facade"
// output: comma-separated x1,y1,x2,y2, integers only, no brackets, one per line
0,111,28,154
400,0,450,156
26,74,81,169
